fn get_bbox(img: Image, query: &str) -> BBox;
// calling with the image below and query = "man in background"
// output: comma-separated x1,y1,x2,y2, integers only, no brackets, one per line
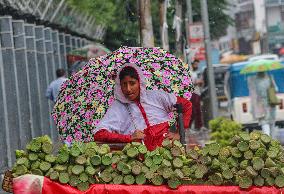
190,59,204,131
46,68,68,103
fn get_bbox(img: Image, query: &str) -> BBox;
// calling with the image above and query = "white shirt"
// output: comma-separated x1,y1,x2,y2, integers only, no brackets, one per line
191,70,202,96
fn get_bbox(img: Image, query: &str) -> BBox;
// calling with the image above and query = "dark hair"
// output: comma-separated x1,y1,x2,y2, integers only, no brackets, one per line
119,66,139,81
56,69,66,78
192,59,200,64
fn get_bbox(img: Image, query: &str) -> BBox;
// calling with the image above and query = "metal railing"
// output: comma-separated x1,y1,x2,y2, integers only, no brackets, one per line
0,16,91,182
0,0,105,40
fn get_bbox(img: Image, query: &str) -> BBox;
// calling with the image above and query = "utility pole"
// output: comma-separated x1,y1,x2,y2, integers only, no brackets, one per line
184,0,193,63
263,0,269,53
200,0,218,119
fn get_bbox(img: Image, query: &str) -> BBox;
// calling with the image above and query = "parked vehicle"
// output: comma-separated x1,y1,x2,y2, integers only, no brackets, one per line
202,64,230,102
201,64,230,127
248,54,279,62
224,61,284,127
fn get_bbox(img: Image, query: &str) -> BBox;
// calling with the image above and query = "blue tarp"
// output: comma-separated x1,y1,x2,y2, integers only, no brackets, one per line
229,62,284,99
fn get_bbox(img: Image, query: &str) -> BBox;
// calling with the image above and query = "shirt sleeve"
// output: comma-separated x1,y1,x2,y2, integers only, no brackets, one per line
176,96,192,129
94,101,133,135
155,90,177,113
154,90,192,129
45,84,54,101
94,129,132,143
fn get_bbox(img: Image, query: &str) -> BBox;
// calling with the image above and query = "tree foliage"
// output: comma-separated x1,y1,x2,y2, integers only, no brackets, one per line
66,0,232,50
191,0,233,40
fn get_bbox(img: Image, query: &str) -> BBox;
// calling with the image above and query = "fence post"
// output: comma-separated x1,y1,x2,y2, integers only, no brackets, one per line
0,16,21,166
44,27,57,141
12,19,32,148
24,23,42,138
35,25,50,136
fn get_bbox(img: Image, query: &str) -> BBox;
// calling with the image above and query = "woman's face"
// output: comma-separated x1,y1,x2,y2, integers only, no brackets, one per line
120,75,140,101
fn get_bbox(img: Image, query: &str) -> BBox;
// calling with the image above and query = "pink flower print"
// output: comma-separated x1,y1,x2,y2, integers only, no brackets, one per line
52,114,57,120
76,124,81,130
85,111,94,120
163,78,170,86
65,95,72,103
60,111,67,118
163,70,170,77
143,72,151,78
75,131,83,141
85,137,91,142
102,59,110,65
152,63,160,69
184,91,192,99
165,53,171,57
62,81,69,88
79,109,85,116
182,77,190,86
165,61,172,66
152,86,158,90
108,96,115,105
66,135,73,144
96,90,103,99
168,112,174,119
61,127,67,133
94,119,100,125
60,120,67,127
75,89,81,96
78,78,84,85
124,54,132,59
129,58,138,63
73,103,79,110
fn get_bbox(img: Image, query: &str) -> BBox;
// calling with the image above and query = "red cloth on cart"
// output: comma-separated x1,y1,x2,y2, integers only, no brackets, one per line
39,177,284,194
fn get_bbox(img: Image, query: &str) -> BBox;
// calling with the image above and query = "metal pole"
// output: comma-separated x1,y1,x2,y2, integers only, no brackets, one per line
185,0,193,63
263,0,269,53
185,0,193,44
200,0,218,119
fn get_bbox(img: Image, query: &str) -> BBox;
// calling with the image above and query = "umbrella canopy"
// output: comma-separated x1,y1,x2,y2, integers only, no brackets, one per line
240,59,284,74
52,46,194,143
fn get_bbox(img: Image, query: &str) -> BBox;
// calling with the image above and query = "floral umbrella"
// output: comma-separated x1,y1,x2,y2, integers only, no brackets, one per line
52,46,194,144
240,59,284,74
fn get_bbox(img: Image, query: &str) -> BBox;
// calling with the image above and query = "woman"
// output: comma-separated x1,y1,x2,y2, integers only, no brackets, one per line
248,72,278,136
93,63,192,150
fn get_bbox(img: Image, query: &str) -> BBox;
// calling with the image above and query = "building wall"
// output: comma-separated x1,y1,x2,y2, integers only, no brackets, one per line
267,6,282,26
253,0,266,34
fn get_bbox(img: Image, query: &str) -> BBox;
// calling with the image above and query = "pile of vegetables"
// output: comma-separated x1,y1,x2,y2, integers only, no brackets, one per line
12,130,284,190
209,117,243,146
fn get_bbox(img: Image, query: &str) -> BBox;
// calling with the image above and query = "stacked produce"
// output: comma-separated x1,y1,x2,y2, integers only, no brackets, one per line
186,131,284,188
12,136,188,190
13,136,103,191
11,131,284,190
209,117,243,146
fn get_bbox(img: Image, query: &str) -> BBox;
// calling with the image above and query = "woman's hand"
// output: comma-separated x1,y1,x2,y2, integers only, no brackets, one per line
165,132,180,141
131,130,145,141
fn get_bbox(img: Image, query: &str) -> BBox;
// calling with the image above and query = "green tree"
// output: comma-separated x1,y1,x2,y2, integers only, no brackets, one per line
191,0,233,40
67,0,232,50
